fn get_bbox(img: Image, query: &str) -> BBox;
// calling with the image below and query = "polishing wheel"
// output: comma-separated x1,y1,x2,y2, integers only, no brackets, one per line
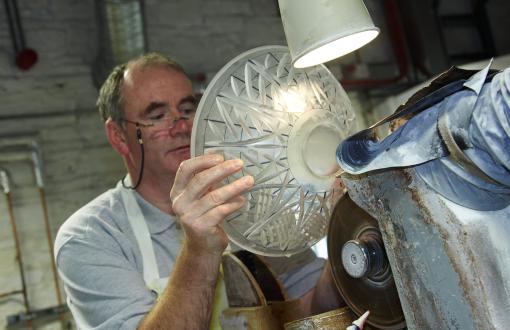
328,193,406,329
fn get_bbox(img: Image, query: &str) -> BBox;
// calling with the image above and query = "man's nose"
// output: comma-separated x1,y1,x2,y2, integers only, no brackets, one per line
164,108,184,128
169,117,191,136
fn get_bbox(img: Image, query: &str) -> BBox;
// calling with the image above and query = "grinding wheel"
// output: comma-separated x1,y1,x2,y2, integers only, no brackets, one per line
327,193,405,329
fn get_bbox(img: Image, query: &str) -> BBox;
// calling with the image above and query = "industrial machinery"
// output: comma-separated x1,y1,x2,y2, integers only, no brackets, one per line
192,44,510,329
336,63,510,329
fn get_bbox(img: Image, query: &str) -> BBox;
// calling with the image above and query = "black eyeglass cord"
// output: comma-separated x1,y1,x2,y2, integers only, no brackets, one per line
122,128,144,190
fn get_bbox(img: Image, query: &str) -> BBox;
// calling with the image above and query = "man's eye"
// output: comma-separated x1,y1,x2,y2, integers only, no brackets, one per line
181,108,195,115
149,113,165,121
180,105,197,116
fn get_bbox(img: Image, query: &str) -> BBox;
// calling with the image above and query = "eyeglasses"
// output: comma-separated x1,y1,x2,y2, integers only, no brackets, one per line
122,105,196,130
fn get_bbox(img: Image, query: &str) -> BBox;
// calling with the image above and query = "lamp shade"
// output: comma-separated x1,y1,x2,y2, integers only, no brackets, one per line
278,0,380,68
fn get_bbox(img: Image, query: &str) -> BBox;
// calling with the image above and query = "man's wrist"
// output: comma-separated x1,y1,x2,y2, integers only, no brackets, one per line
179,241,223,279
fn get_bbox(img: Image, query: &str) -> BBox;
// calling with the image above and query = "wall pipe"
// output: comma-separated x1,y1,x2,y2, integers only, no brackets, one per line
0,143,65,327
3,0,38,70
0,135,37,149
0,170,31,316
0,289,24,299
30,143,65,312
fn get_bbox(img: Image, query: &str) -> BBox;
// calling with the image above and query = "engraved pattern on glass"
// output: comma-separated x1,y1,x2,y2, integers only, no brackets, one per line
192,46,355,256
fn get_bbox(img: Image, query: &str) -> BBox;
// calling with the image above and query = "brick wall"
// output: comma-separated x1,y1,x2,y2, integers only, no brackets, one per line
0,0,289,328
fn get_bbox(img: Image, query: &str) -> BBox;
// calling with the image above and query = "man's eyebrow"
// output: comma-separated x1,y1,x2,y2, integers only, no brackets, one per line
142,101,168,116
141,96,196,117
178,95,198,107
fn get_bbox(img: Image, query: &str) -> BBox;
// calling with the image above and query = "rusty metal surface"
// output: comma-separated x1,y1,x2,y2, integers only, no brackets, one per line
342,168,510,329
284,307,355,330
221,306,281,330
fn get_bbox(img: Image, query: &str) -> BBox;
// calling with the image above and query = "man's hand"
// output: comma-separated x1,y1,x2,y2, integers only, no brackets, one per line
140,155,253,329
170,154,254,255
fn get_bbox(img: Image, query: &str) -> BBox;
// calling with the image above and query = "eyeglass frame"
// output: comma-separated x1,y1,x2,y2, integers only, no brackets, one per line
121,114,194,129
120,94,199,129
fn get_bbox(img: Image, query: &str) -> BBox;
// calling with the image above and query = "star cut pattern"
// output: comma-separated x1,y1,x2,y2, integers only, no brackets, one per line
194,47,354,255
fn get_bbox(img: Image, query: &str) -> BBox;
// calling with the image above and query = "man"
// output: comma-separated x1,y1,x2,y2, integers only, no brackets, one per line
55,53,342,329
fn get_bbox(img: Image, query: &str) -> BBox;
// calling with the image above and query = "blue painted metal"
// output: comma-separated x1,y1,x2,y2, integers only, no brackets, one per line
337,64,510,211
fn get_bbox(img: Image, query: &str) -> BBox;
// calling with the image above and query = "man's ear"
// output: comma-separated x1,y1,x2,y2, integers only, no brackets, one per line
105,118,130,156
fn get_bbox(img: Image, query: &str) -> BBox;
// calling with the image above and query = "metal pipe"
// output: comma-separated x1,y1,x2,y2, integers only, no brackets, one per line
0,151,32,162
93,0,147,87
3,0,24,53
0,134,38,149
30,144,66,327
37,186,65,307
1,170,30,313
3,0,38,70
0,143,65,327
33,157,64,309
0,289,24,299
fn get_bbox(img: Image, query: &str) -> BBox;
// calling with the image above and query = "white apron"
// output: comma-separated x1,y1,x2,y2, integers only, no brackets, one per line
120,177,226,329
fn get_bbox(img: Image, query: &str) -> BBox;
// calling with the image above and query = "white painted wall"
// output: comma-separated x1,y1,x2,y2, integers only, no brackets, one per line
0,0,114,327
0,0,289,328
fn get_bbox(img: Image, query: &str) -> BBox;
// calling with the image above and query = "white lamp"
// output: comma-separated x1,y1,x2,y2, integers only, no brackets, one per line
278,0,380,68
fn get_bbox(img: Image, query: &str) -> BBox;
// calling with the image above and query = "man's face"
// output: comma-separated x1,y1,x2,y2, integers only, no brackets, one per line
120,66,195,180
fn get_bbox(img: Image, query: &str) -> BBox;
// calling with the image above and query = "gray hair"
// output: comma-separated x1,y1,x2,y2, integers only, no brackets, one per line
96,53,186,126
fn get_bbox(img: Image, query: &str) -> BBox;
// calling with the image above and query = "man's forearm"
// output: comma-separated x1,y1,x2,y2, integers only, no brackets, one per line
138,243,222,329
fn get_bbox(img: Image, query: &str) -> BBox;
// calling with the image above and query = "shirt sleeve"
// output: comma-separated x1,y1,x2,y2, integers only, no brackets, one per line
56,232,156,329
263,249,326,299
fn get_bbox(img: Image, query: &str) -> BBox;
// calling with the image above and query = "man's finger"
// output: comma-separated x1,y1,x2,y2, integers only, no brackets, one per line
204,175,252,207
180,177,252,222
175,159,246,207
171,154,224,198
189,195,247,230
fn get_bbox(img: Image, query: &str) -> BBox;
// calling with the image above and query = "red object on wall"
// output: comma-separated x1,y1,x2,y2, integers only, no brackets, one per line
15,48,38,71
4,0,38,71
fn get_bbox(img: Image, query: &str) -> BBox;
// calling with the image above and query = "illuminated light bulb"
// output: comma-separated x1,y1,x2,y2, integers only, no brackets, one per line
278,0,380,68
294,30,379,69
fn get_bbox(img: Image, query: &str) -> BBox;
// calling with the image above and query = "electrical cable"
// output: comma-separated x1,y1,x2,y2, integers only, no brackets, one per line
122,128,144,189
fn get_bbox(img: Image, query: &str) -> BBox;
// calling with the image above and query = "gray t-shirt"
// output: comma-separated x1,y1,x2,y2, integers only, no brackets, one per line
55,181,325,329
